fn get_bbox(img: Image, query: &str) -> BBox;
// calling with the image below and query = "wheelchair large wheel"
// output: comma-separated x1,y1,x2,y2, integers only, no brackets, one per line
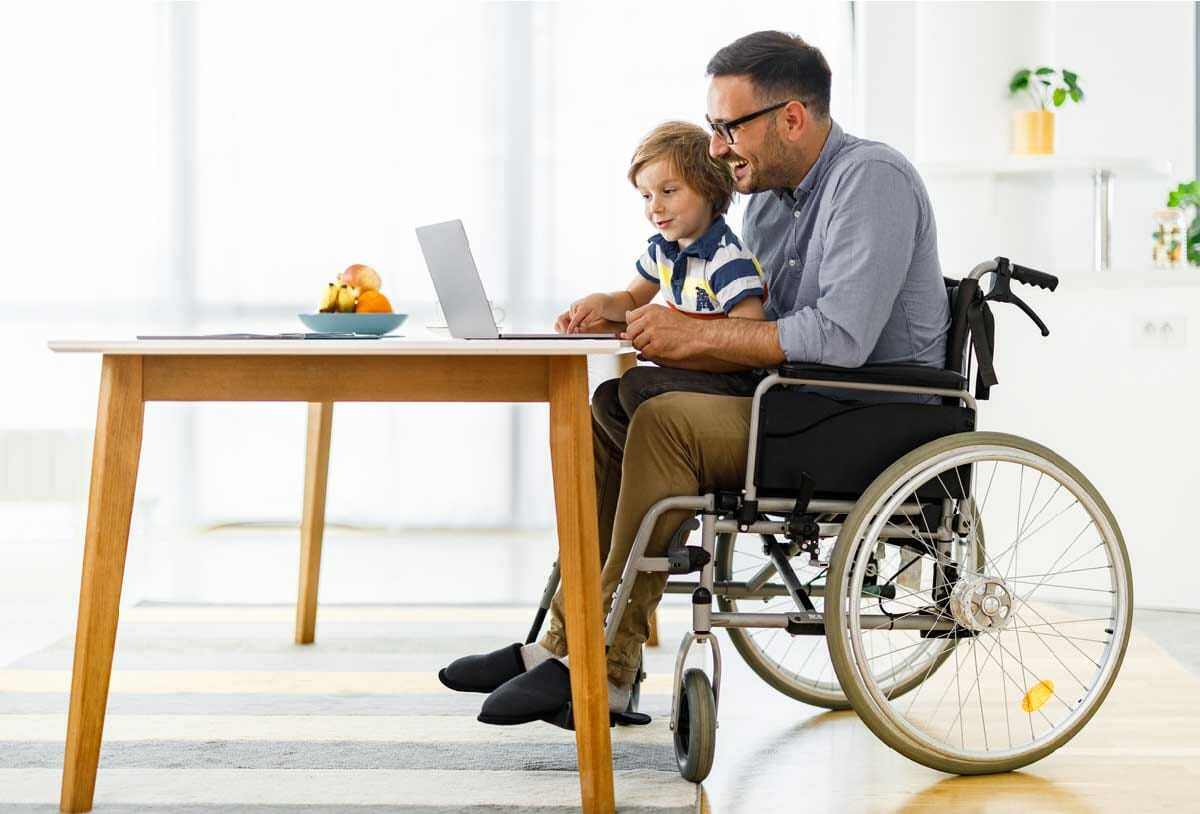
716,528,978,711
825,432,1132,774
673,668,716,782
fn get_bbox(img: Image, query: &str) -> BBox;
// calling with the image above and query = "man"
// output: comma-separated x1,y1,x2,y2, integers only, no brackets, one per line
439,30,950,725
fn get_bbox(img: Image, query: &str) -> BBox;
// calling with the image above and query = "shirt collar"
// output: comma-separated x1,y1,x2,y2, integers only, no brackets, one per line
649,215,728,262
772,118,844,203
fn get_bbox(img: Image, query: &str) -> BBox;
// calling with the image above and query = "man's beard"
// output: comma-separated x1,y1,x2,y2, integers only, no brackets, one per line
738,129,793,194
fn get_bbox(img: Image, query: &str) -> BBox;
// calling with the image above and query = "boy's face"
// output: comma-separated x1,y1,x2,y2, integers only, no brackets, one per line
635,160,713,247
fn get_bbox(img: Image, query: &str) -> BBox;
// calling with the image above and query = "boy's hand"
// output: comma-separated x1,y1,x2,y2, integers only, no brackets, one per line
554,308,625,335
565,293,614,333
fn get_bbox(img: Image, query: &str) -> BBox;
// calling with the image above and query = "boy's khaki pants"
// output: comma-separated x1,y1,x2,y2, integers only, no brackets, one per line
540,383,753,685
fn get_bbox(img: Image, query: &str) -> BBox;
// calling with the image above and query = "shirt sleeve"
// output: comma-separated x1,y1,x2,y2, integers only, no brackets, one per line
774,160,919,367
707,245,764,313
635,244,658,283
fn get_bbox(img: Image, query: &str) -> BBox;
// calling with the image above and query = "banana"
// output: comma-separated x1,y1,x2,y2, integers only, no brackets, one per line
318,282,339,313
336,284,357,313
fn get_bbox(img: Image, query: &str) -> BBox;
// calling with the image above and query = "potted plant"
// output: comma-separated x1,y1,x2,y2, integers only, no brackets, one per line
1008,67,1085,155
1165,181,1200,266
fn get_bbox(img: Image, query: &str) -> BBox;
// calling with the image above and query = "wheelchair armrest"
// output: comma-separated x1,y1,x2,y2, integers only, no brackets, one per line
777,363,967,391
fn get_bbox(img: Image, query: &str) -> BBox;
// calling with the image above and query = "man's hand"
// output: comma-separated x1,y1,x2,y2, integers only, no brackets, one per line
623,302,787,371
623,304,704,363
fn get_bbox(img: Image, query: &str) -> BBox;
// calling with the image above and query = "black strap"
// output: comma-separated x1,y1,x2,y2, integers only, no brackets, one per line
966,293,997,399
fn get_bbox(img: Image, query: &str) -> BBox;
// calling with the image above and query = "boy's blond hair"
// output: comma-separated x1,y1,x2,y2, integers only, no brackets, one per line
628,121,734,216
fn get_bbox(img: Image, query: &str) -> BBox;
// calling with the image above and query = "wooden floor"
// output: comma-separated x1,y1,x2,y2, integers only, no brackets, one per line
691,608,1200,814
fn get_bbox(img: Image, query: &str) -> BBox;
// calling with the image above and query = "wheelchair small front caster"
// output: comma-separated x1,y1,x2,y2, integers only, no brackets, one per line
673,668,716,782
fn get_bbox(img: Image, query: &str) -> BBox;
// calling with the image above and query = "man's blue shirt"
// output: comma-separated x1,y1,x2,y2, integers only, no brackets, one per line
743,120,949,369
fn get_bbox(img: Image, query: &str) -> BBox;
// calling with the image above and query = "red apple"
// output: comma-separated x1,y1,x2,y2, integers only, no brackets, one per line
340,263,382,292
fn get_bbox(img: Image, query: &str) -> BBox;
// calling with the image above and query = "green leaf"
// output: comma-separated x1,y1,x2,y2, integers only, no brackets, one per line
1039,79,1052,86
1168,191,1181,207
1008,69,1031,94
1062,69,1078,85
1069,87,1082,103
1052,87,1067,106
1035,66,1055,75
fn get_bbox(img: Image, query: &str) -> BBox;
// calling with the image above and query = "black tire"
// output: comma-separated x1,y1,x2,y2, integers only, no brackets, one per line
673,668,717,782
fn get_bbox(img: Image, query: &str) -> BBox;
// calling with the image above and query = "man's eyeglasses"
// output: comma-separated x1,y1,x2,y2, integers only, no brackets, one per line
706,100,798,145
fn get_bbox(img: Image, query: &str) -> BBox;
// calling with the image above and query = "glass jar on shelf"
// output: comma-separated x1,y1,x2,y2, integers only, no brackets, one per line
1151,207,1188,269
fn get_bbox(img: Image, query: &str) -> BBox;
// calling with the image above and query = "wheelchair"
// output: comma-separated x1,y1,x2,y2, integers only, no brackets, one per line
531,257,1132,782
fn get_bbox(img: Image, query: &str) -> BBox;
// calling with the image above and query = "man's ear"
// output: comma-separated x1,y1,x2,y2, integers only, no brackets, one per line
780,100,808,143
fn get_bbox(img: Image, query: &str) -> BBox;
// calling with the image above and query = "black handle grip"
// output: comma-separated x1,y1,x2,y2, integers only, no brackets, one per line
1011,264,1059,292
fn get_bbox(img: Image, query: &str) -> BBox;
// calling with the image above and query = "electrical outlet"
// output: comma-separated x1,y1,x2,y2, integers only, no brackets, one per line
1133,315,1188,349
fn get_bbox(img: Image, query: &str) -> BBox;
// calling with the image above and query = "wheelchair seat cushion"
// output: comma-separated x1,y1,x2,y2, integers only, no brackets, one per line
754,389,975,500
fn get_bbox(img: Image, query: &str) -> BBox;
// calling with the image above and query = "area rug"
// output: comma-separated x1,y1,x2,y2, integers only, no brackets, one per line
0,604,697,812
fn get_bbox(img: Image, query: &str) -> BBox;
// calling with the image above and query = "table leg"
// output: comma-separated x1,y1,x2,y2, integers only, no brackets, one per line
61,356,145,813
296,401,333,644
548,356,615,814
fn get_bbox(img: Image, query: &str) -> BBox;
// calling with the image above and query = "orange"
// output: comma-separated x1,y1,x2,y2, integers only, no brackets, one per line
355,290,392,313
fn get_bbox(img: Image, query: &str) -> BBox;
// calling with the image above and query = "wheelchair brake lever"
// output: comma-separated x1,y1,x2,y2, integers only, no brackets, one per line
986,259,1051,337
1011,292,1050,337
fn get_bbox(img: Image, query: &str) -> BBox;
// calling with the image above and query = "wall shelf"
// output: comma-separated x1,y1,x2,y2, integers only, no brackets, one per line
918,156,1174,273
919,156,1173,178
1055,268,1200,289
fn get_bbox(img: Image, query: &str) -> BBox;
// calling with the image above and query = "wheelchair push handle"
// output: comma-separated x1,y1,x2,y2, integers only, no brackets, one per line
1010,263,1059,292
973,256,1054,338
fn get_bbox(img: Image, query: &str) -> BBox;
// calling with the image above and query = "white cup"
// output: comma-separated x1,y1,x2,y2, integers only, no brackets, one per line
433,301,505,327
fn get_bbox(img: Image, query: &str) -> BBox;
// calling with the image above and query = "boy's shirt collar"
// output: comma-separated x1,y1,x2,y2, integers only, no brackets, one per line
648,215,729,262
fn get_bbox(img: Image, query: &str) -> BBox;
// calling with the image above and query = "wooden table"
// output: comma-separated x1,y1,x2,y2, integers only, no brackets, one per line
48,337,634,814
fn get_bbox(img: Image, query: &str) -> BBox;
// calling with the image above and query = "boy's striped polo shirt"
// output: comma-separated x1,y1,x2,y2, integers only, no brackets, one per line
635,216,765,317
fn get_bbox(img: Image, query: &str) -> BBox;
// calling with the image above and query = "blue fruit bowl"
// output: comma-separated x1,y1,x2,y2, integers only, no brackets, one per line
297,313,407,335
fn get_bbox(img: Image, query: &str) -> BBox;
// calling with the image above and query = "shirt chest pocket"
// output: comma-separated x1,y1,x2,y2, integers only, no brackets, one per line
789,232,823,276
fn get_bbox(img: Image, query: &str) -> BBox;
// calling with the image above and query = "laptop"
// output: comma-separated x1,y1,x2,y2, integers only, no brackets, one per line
415,219,621,340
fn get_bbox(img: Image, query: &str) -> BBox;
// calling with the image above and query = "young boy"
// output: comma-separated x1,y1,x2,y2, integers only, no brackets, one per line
555,120,769,448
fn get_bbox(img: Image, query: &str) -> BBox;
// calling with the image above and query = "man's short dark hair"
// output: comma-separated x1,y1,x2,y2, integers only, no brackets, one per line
706,30,832,119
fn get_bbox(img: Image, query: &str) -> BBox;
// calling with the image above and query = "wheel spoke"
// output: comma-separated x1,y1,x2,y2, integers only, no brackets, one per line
836,442,1128,766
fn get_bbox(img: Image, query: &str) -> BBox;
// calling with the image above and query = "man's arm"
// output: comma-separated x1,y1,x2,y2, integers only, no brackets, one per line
774,160,919,367
623,304,784,371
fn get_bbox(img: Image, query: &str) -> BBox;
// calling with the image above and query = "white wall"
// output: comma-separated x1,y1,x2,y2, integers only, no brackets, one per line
862,1,1195,277
859,1,1200,610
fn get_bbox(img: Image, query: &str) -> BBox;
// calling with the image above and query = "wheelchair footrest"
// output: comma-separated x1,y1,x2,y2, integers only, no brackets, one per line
540,703,652,730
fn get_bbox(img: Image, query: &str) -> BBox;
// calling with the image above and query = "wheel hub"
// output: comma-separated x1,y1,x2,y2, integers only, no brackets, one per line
949,575,1013,632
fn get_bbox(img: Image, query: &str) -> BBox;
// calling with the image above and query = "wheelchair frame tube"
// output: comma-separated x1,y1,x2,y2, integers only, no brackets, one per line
605,494,712,647
708,611,956,633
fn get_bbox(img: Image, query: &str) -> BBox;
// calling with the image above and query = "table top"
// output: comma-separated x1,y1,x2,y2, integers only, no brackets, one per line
48,338,635,356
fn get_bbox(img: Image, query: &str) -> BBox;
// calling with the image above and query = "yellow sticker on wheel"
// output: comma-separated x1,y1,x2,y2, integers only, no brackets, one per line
1021,679,1055,713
